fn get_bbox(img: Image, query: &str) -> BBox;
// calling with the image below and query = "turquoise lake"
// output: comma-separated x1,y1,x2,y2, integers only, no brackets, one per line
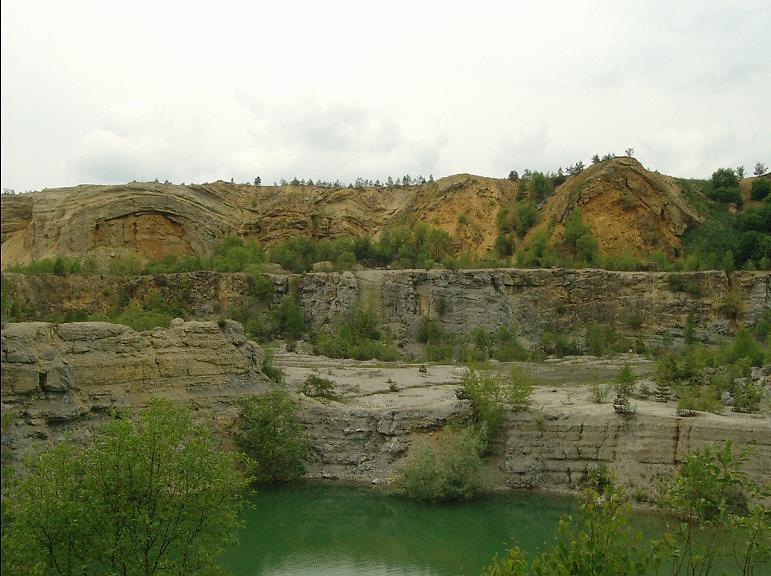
226,482,666,576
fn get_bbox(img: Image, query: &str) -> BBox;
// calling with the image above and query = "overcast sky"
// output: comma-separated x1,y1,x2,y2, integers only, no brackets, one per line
2,0,769,192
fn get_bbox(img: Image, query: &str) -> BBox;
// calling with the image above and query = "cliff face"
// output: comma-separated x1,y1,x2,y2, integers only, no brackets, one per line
0,159,701,269
299,269,769,345
0,320,268,450
3,269,768,348
535,157,702,256
2,326,768,500
0,175,518,268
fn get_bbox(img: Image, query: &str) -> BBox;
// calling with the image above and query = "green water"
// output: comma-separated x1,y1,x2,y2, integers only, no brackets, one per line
227,483,662,576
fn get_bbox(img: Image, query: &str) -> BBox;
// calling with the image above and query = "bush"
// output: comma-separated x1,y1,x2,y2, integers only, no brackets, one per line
261,347,285,384
540,328,579,357
591,382,612,403
732,379,763,413
393,426,485,502
613,365,636,416
314,307,399,361
234,390,308,482
274,295,305,341
657,441,768,575
507,366,534,411
750,178,770,201
457,368,506,447
302,374,338,400
3,400,249,576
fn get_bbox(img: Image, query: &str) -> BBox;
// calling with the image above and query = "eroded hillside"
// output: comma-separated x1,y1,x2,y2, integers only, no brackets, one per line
1,159,703,269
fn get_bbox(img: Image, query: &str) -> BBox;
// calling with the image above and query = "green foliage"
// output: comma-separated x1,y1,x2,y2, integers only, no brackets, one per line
666,273,703,297
234,390,308,482
261,347,286,384
485,442,770,576
3,399,249,576
657,441,770,575
562,209,599,267
393,426,485,502
613,364,636,416
485,485,652,576
712,167,739,190
709,186,743,206
507,366,534,411
302,374,338,400
590,382,612,403
528,172,554,203
315,307,398,361
733,379,763,414
750,178,770,201
274,295,305,341
540,327,579,357
585,322,623,356
676,384,723,415
457,368,506,447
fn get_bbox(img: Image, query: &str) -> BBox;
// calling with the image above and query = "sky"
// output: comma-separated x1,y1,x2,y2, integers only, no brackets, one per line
2,0,769,192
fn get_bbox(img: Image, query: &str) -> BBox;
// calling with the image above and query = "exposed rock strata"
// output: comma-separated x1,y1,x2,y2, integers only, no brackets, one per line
1,320,268,453
3,269,769,348
2,326,769,500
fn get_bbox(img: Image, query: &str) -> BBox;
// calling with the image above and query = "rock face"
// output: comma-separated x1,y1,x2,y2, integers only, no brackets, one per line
0,159,700,268
299,269,769,346
537,156,702,256
1,320,268,454
0,175,518,268
2,324,769,500
4,269,769,349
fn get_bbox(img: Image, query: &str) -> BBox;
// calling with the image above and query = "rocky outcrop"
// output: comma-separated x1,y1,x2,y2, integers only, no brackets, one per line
3,269,768,348
0,159,702,268
0,175,518,268
2,324,769,500
0,320,268,456
537,156,702,256
299,269,769,346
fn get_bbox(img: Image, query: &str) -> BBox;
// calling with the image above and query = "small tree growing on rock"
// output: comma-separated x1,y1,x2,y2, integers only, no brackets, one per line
613,364,636,416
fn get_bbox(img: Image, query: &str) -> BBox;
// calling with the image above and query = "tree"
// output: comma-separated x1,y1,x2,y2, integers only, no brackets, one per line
613,364,636,415
753,162,767,176
625,147,635,157
750,178,770,201
508,170,519,181
4,400,249,576
254,176,261,186
591,154,601,164
736,166,746,179
234,391,308,482
712,167,739,190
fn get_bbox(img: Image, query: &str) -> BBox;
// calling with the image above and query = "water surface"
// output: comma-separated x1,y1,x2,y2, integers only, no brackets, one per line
228,482,643,576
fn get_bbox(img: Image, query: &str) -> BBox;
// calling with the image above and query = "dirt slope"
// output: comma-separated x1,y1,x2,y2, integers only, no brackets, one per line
531,157,702,257
0,159,703,268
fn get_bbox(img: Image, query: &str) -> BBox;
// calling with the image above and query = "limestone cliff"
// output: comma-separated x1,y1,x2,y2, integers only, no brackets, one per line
3,269,768,348
0,320,268,452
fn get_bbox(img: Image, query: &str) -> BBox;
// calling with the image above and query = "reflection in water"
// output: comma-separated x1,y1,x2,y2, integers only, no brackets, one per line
228,483,585,576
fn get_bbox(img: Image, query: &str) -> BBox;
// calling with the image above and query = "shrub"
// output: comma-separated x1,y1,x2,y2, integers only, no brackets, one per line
261,347,285,384
274,295,305,341
586,322,621,356
393,426,484,502
234,390,308,482
591,382,612,403
732,379,763,413
657,441,769,575
457,368,505,447
676,384,723,416
507,366,534,411
314,307,399,361
612,365,636,416
540,328,579,357
302,374,338,400
3,400,249,576
750,178,770,201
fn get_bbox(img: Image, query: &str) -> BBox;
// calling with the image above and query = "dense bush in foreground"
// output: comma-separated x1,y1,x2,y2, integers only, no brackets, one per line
2,400,249,576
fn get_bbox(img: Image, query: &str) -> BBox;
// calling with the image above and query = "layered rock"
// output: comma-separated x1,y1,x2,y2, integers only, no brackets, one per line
1,320,268,456
4,269,768,349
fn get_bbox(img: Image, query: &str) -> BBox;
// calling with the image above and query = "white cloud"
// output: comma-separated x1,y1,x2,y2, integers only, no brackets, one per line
1,0,770,191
